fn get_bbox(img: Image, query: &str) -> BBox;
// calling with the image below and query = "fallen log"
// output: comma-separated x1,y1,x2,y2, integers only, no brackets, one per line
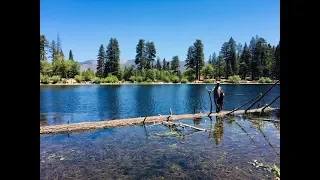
40,107,278,135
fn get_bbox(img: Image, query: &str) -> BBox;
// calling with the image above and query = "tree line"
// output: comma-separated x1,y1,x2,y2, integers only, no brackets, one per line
40,34,279,84
40,34,80,81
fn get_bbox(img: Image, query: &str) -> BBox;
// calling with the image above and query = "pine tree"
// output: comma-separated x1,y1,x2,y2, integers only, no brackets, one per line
220,42,232,78
155,57,162,70
105,38,121,78
162,58,167,70
185,46,196,69
171,56,180,73
135,39,146,70
69,50,74,60
40,35,49,72
56,33,64,57
166,62,170,71
211,52,217,65
239,43,250,79
208,54,212,64
49,40,58,62
272,41,280,79
228,37,237,75
193,40,205,81
96,44,106,78
145,41,156,69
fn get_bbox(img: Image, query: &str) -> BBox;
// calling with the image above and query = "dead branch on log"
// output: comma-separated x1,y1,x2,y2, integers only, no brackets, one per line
245,80,280,113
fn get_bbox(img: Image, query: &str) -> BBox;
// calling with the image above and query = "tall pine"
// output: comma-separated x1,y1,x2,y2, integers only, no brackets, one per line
69,50,74,60
135,39,146,70
155,57,162,70
105,38,121,78
145,41,156,69
170,56,180,73
162,58,167,70
193,40,205,81
97,44,106,78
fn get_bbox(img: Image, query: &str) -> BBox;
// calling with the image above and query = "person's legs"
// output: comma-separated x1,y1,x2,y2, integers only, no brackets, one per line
214,98,220,113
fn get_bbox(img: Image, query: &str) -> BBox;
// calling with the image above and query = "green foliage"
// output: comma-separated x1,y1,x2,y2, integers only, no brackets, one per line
104,75,119,83
162,76,171,83
183,68,196,82
135,39,146,70
201,64,215,79
82,69,95,81
170,56,180,73
146,78,153,83
92,77,102,84
180,78,188,83
75,75,84,83
228,75,241,83
258,77,272,83
203,79,215,83
124,66,135,81
40,75,50,84
62,79,67,84
51,75,61,84
170,75,180,83
145,41,156,69
104,38,121,77
69,50,74,60
146,69,156,81
40,60,53,76
96,44,106,78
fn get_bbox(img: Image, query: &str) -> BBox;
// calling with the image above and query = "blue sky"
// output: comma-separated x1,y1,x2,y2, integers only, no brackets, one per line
40,0,279,62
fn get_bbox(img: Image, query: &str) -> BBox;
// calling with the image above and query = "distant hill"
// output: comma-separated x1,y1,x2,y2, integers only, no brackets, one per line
80,59,186,72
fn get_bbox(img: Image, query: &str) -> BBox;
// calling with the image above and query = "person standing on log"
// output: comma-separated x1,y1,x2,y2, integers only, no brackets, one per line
213,82,222,113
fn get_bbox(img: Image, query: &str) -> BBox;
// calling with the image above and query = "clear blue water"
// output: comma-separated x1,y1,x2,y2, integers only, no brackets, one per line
40,115,280,180
40,84,280,126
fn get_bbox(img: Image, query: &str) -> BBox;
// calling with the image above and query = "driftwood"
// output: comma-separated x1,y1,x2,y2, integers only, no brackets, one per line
245,80,280,113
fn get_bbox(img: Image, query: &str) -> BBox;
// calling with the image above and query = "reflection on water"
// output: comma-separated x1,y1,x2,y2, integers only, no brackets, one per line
40,84,280,126
40,114,280,180
213,116,224,146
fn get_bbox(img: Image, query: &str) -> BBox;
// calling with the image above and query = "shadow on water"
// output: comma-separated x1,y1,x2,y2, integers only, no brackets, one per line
41,113,280,179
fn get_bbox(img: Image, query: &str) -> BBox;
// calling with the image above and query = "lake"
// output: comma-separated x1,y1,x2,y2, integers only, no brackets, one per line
40,84,280,126
40,84,280,179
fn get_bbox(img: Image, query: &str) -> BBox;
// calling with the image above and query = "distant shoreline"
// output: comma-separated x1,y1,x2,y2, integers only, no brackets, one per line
40,81,280,86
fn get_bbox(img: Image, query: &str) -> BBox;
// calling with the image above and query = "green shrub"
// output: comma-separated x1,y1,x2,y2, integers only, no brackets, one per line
40,75,50,84
258,77,272,83
171,76,180,83
51,76,61,84
75,75,84,83
203,79,215,83
136,76,144,83
146,78,153,83
162,76,171,83
181,78,188,83
93,77,102,84
228,75,241,84
104,75,119,83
